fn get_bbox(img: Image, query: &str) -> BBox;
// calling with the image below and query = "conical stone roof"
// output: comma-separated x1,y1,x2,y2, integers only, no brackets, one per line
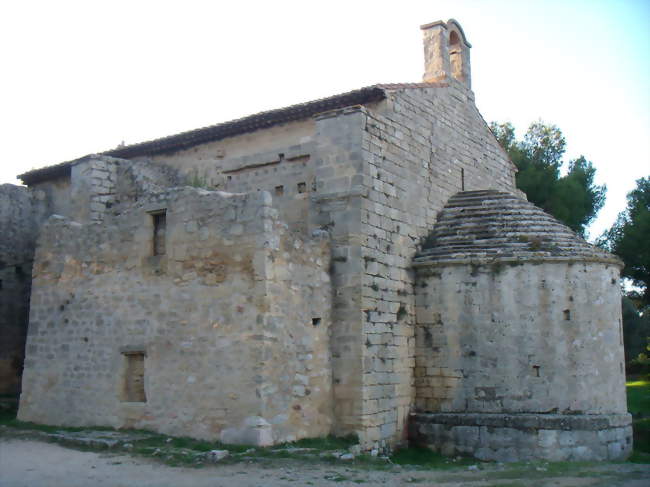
414,190,621,267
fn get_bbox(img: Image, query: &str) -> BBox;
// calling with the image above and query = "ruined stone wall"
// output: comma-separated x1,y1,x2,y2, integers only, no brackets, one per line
19,187,333,444
0,185,35,394
69,157,119,223
145,120,316,233
355,81,517,448
141,108,368,443
30,175,72,225
255,227,333,443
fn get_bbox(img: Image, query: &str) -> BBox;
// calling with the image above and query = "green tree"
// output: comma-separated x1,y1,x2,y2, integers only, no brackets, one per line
490,121,606,236
600,177,650,305
621,296,650,362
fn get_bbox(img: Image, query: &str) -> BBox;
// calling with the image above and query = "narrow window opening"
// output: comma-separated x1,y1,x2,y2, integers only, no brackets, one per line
297,182,307,194
275,185,284,196
532,365,540,377
151,211,167,256
448,30,465,83
563,309,571,321
312,318,321,327
0,279,3,290
122,352,146,402
15,265,24,277
461,168,465,191
449,30,460,46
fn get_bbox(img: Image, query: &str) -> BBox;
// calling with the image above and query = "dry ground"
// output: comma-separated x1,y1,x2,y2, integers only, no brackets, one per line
1,438,650,487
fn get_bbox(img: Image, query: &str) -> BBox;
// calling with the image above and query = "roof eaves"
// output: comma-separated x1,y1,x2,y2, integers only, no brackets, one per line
19,85,387,185
18,82,452,185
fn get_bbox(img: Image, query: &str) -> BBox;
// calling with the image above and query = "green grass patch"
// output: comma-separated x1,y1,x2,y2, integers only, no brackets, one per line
481,461,600,480
0,415,115,434
627,379,650,456
628,450,650,463
286,434,357,451
627,379,650,416
630,418,650,456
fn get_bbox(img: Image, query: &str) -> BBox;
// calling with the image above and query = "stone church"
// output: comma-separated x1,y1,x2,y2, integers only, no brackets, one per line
0,20,631,461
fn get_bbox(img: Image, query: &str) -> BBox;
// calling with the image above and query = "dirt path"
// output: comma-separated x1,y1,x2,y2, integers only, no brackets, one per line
1,439,649,487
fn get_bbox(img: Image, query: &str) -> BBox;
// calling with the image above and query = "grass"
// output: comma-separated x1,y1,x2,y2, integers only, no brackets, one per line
2,383,649,469
0,404,366,467
627,379,650,416
627,378,650,456
285,435,357,451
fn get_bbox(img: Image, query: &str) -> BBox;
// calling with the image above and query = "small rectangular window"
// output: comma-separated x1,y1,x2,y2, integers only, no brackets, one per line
152,211,166,256
297,182,307,194
275,185,284,196
123,352,146,402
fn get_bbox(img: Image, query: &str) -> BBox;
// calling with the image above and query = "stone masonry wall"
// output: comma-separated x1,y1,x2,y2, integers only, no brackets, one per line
146,119,315,233
15,81,519,449
356,81,517,448
411,412,632,461
309,107,367,440
30,175,72,226
70,156,119,223
255,226,333,443
0,184,35,394
413,260,627,415
18,187,333,444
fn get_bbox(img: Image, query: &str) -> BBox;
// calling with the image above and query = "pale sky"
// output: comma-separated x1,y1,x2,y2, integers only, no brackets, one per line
1,0,648,240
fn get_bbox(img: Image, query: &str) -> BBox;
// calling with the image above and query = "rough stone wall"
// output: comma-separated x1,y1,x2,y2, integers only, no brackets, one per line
413,260,627,415
309,107,367,440
68,155,182,225
18,187,332,444
256,226,333,443
69,157,119,223
30,175,72,225
0,185,35,394
355,81,517,448
113,158,187,207
411,412,632,461
145,120,315,232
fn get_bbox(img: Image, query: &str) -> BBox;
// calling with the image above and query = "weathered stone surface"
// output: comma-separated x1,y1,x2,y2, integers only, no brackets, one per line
411,191,630,460
18,187,332,444
7,19,628,461
410,413,632,462
0,184,35,395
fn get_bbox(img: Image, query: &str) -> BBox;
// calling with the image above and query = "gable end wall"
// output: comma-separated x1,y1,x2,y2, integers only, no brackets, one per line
358,81,516,448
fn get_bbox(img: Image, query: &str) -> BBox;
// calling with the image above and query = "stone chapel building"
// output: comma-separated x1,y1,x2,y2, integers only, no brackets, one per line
0,20,631,461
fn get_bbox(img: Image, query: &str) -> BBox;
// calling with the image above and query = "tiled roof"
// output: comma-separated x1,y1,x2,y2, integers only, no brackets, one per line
18,83,448,185
414,190,621,266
